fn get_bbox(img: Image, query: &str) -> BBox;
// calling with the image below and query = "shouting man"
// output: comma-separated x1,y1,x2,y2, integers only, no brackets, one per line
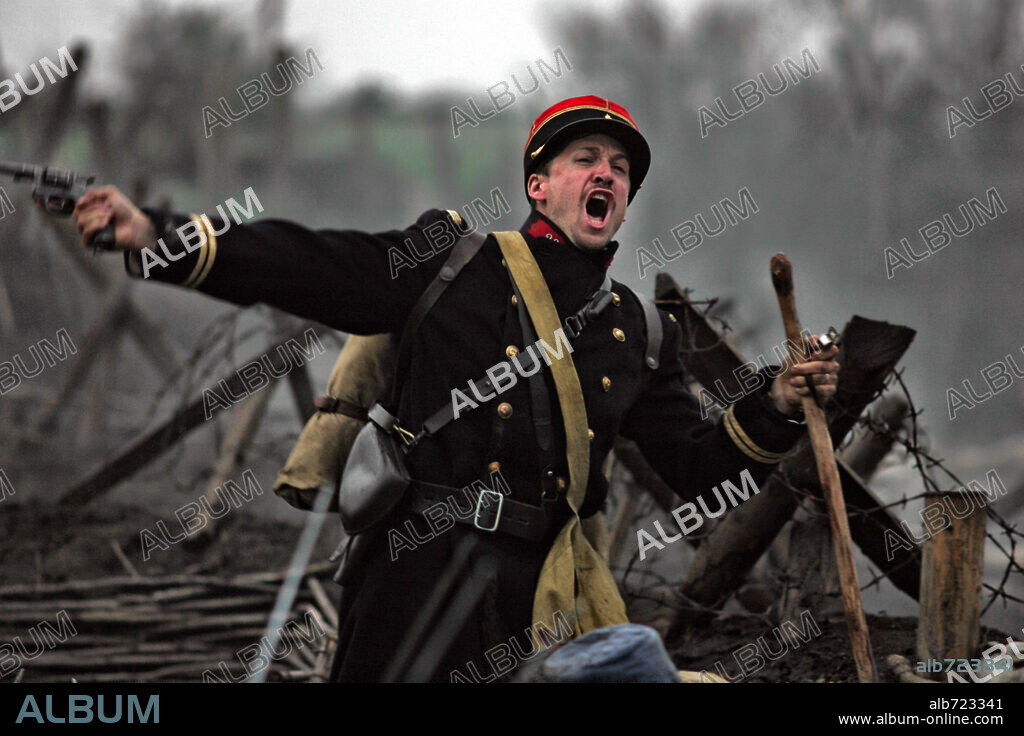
73,95,839,682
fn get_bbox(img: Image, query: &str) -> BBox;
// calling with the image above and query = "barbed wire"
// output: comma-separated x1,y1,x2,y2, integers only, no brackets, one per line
616,300,1023,629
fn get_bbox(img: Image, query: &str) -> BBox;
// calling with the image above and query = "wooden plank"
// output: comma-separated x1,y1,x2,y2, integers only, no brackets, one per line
188,382,276,544
770,253,874,683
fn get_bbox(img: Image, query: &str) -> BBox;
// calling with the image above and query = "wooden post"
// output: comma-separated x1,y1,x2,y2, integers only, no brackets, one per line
0,269,17,339
915,489,988,675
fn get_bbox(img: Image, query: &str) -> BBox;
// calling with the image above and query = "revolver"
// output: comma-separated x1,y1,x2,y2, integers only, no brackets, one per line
0,160,116,251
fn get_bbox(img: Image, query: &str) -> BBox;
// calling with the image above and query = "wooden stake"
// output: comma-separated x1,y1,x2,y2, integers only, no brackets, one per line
770,253,876,683
916,489,988,676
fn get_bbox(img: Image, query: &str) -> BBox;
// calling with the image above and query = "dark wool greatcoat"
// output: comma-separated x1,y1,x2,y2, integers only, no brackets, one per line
132,205,805,682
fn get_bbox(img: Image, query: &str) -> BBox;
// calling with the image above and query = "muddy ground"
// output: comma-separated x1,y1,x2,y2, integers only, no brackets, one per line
0,500,1011,683
0,500,340,584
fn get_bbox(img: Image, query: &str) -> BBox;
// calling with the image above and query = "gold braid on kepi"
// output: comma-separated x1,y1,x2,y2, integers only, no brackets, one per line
522,95,651,206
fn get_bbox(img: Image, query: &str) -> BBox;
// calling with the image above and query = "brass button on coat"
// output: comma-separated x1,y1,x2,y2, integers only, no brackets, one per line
497,402,513,419
668,313,677,322
511,294,518,305
612,328,625,342
588,428,595,442
556,477,567,491
505,345,519,358
611,292,621,307
602,376,611,392
487,461,501,473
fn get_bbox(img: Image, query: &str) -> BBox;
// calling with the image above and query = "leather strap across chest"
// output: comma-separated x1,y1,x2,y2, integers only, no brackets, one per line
492,231,591,514
349,227,663,458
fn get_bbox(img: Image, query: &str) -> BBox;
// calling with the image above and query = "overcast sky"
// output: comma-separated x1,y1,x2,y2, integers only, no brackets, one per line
0,0,705,100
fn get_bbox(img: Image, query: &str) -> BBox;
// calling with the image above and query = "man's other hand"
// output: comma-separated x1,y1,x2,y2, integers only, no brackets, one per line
72,186,157,253
769,335,840,416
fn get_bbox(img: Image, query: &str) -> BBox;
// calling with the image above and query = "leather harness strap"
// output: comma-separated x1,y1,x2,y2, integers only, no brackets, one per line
413,272,614,448
492,232,591,518
312,395,369,421
507,270,612,498
391,229,488,403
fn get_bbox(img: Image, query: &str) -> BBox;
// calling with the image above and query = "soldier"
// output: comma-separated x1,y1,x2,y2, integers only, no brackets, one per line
72,95,839,682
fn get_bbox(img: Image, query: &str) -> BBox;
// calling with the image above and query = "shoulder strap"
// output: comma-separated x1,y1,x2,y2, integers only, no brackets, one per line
637,292,663,370
491,231,590,513
491,231,628,638
391,228,487,402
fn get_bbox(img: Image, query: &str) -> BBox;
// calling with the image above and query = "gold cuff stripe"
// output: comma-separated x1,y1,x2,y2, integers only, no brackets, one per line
180,214,217,289
524,104,638,151
181,215,209,288
194,214,219,287
724,405,786,464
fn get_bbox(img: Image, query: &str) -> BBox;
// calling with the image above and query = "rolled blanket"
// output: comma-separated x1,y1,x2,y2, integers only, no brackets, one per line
274,334,392,511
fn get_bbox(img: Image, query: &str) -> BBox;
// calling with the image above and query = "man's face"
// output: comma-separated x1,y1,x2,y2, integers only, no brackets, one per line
527,134,630,251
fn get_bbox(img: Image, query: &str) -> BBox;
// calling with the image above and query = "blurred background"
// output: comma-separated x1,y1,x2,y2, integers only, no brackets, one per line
0,0,1021,638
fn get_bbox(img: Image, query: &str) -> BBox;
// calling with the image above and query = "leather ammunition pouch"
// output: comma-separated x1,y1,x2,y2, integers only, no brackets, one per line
333,229,488,536
337,403,413,534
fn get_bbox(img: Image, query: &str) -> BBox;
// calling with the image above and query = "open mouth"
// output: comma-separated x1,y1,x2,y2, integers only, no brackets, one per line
584,190,612,229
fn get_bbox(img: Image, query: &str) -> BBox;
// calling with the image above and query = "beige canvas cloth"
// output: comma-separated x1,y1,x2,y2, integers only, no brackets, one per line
273,333,392,511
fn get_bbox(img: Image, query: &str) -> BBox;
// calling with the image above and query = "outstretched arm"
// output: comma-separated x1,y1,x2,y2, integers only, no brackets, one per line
72,186,466,335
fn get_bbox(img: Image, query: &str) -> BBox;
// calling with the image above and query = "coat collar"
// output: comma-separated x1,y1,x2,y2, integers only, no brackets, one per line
519,210,619,271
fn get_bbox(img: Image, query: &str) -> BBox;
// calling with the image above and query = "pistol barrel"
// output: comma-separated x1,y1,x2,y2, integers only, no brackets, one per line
0,160,39,182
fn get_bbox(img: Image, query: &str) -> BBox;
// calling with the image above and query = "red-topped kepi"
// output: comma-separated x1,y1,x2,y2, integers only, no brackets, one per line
523,95,651,205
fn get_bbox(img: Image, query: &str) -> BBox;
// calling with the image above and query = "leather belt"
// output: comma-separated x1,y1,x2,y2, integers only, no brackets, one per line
406,482,554,543
313,395,369,421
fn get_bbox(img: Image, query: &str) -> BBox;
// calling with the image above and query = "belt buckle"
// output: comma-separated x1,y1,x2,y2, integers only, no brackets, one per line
473,488,504,532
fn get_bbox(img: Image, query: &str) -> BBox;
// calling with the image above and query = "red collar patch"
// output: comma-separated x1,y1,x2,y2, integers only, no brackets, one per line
527,217,564,245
